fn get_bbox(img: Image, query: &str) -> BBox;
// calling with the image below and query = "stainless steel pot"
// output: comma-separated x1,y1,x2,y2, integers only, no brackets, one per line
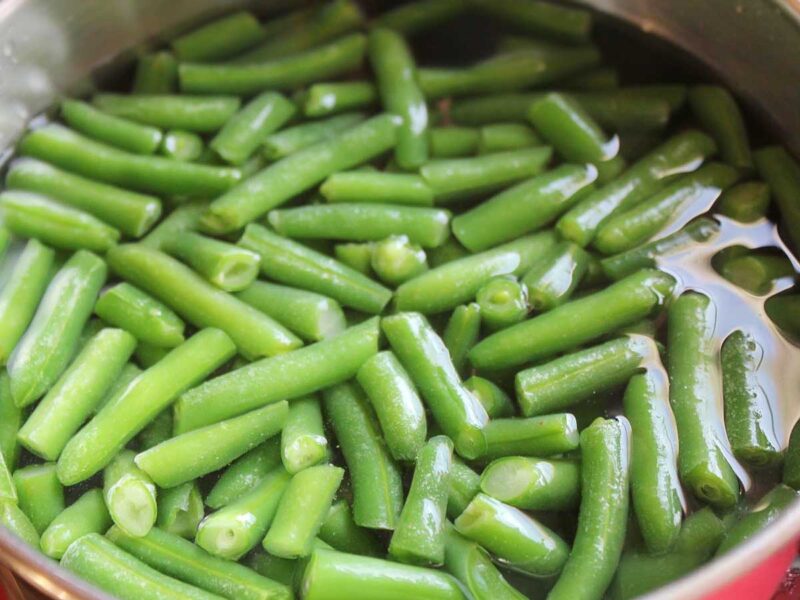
0,1,799,598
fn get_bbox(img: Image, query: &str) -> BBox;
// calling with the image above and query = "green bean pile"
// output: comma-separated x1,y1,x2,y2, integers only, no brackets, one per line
1,1,800,599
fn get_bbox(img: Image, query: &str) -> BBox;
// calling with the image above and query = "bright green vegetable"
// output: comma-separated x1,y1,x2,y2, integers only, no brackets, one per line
475,276,528,331
464,376,514,419
321,171,434,206
133,51,178,94
318,500,381,556
447,459,481,520
13,463,64,534
0,451,15,504
263,113,366,159
370,235,428,285
478,414,580,460
104,450,158,537
443,303,481,376
478,123,541,154
718,251,794,295
715,181,771,223
93,94,240,133
480,457,580,511
95,283,185,348
300,83,377,118
717,484,797,555
157,482,204,539
522,241,591,311
160,130,205,162
171,11,265,62
0,501,40,546
468,0,591,43
373,0,466,34
0,374,21,470
61,99,162,154
688,85,753,171
281,397,329,474
429,127,480,158
205,439,282,509
40,489,110,559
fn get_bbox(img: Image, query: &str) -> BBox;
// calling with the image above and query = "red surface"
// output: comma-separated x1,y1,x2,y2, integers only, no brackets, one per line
705,540,799,600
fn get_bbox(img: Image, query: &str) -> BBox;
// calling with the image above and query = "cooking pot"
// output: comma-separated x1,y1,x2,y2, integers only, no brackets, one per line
0,1,799,598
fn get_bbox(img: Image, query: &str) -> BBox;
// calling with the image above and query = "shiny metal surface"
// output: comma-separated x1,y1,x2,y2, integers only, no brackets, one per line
0,1,800,599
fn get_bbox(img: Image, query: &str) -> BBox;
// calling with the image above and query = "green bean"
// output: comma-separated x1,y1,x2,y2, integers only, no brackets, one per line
480,457,579,511
323,382,404,529
263,465,344,558
522,241,591,311
135,342,170,369
447,459,481,520
141,203,204,250
107,244,300,358
13,463,64,534
280,396,328,474
318,500,381,556
418,47,600,100
547,417,630,600
470,268,675,370
478,123,541,154
369,28,428,169
430,127,481,158
236,1,365,63
239,224,392,313
688,85,753,171
18,328,136,461
464,376,514,419
476,276,528,331
443,303,481,376
718,251,795,295
334,243,374,275
95,283,185,348
9,250,106,408
373,0,466,34
57,328,236,485
0,501,40,547
608,508,725,600
61,99,162,155
135,401,288,488
594,162,739,255
396,231,557,314
600,217,720,280
452,164,597,251
321,171,434,206
428,237,470,268
204,114,399,233
766,294,800,341
301,547,467,600
515,335,657,416
528,93,618,164
370,235,428,285
455,493,568,576
104,450,157,537
469,0,591,43
357,351,427,462
623,369,683,555
174,318,379,433
478,413,579,460
197,467,291,560
61,533,223,600
160,130,205,162
0,191,120,252
300,83,377,118
715,181,771,223
93,94,240,133
668,292,740,508
0,451,14,504
133,51,178,94
382,313,489,459
19,124,241,197
40,489,110,559
722,330,783,467
0,374,21,469
165,232,261,293
157,482,204,539
557,130,717,247
717,484,797,555
172,11,265,62
560,66,620,91
262,113,366,161
180,33,367,95
206,439,282,509
247,551,297,588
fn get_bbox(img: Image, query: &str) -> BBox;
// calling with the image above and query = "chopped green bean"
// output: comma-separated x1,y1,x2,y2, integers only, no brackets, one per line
522,241,591,311
263,113,365,160
40,488,111,559
443,303,481,376
716,484,797,555
172,11,265,62
13,463,64,534
95,283,185,348
370,235,428,285
0,501,40,547
464,376,514,418
206,438,282,509
480,457,579,511
318,500,381,556
61,99,162,155
476,276,529,331
157,482,204,539
93,94,240,133
132,51,178,94
321,171,434,206
280,396,328,474
688,85,753,171
104,450,157,537
160,130,205,162
430,127,481,158
0,374,21,469
478,413,579,460
715,181,771,223
373,0,467,35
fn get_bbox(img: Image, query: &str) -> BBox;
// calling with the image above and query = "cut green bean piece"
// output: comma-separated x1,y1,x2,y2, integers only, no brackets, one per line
371,235,428,285
206,438,282,509
321,171,434,206
323,382,403,530
557,130,717,247
469,0,591,42
62,99,162,155
172,11,265,62
717,484,797,555
95,283,185,348
136,401,288,488
104,450,157,537
0,451,15,504
205,114,399,233
668,292,740,508
240,224,391,313
180,33,367,95
108,244,300,359
18,328,136,461
455,493,568,577
301,83,377,118
396,231,557,314
624,369,683,555
516,335,657,417
382,313,488,459
476,276,528,331
280,396,328,474
480,457,579,511
57,328,236,485
688,85,753,171
93,94,240,133
389,436,452,565
428,237,470,268
430,127,480,158
174,318,379,433
247,551,298,588
357,351,427,462
420,147,553,204
715,181,771,223
61,533,223,600
448,459,480,520
9,250,106,408
0,501,40,547
133,51,178,94
443,303,481,376
478,414,579,460
141,203,205,250
786,419,800,490
561,66,620,91
373,0,466,34
0,374,21,469
165,232,261,293
263,113,365,160
263,465,344,559
453,164,597,251
301,548,467,600
0,191,120,252
197,467,291,560
13,463,64,534
767,295,800,341
0,239,54,366
157,482,204,539
318,500,381,556
718,251,795,295
477,123,541,155
135,342,170,369
548,417,630,600
470,268,675,370
464,376,514,419
19,124,241,197
160,130,204,162
40,488,111,559
522,241,591,311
